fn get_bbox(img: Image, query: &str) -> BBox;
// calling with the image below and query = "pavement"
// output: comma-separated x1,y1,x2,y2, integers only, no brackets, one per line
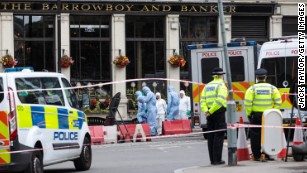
174,159,307,173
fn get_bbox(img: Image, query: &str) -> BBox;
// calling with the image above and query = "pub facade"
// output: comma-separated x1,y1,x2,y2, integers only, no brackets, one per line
0,0,303,119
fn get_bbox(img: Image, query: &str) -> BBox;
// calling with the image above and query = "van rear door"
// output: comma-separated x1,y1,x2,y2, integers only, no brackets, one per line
191,48,224,127
0,74,11,165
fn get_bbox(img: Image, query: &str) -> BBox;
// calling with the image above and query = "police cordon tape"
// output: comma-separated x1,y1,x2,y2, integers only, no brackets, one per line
2,123,307,155
0,77,306,155
0,77,306,96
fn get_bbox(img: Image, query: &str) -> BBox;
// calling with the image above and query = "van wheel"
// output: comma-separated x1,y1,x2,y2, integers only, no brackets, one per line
74,137,92,171
24,150,43,173
293,154,305,161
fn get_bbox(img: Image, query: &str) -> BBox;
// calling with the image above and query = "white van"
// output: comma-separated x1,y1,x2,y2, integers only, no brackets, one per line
257,36,307,128
0,68,92,173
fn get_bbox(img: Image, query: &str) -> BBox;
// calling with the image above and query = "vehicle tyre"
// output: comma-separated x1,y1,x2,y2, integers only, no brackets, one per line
74,137,92,171
24,150,43,173
293,154,305,161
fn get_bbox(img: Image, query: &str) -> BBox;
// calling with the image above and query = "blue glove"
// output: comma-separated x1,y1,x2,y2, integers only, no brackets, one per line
186,110,191,115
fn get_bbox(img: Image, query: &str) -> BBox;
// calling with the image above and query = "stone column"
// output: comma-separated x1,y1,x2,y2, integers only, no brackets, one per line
60,13,71,80
166,15,180,92
218,15,232,45
271,15,283,39
111,14,128,120
0,13,14,72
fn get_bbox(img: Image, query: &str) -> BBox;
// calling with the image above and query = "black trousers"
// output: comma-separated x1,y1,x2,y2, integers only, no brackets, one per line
249,112,263,159
206,108,226,164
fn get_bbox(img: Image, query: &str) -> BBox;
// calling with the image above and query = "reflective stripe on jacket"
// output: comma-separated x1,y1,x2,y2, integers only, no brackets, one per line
200,77,228,114
244,82,282,116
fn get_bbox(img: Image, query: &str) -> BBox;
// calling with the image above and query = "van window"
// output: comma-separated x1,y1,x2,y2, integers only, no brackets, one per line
201,58,219,83
260,56,300,88
0,78,4,102
15,77,64,106
230,56,245,81
61,78,79,109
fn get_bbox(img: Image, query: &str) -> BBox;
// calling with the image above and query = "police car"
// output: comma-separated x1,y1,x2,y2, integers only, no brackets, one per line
0,67,92,173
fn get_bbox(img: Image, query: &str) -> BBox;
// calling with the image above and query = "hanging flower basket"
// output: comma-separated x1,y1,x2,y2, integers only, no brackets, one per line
168,54,186,68
0,55,18,68
113,55,130,68
61,55,74,68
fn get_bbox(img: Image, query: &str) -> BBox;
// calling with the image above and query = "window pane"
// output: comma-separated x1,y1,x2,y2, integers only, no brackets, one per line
230,56,245,81
101,42,111,80
79,16,100,37
44,16,55,37
14,41,25,66
180,16,217,41
201,58,219,83
155,17,164,38
126,20,135,38
70,16,80,37
156,41,165,72
126,41,135,79
62,78,79,109
126,16,166,38
15,77,64,106
70,16,111,83
71,41,81,80
14,16,24,38
25,41,44,70
25,16,44,38
80,41,100,80
45,41,55,72
14,15,55,72
100,17,110,38
261,57,300,88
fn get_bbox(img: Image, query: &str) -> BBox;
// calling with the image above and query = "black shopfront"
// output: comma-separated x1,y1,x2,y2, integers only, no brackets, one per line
1,1,275,94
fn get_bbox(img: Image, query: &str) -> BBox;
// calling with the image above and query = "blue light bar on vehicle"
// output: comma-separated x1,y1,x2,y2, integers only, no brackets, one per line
227,42,246,47
4,67,34,73
227,41,257,47
246,41,257,46
187,43,218,50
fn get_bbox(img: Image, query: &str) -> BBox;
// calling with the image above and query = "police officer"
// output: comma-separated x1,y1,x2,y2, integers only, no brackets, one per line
200,67,228,165
244,68,281,161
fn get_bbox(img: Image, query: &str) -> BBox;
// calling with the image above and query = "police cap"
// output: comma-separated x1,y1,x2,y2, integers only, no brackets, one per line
255,68,267,76
212,67,226,75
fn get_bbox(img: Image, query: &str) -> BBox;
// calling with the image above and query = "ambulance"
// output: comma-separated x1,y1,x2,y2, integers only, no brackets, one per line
188,41,258,135
257,35,307,133
0,68,92,173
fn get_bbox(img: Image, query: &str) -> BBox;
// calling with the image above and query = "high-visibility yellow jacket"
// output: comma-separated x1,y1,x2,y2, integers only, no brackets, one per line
200,77,228,114
244,82,282,116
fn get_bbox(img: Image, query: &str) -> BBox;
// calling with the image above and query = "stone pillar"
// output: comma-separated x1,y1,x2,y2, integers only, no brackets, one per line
166,15,180,92
271,15,283,39
218,15,232,45
60,13,71,80
111,14,128,120
0,13,14,72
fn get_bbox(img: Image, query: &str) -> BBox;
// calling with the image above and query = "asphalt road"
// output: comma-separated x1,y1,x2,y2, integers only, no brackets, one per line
45,134,222,173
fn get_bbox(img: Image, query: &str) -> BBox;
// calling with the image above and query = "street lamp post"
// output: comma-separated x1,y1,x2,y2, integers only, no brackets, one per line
217,0,237,166
57,0,61,73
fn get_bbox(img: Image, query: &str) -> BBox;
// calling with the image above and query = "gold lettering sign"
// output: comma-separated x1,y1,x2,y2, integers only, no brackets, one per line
162,5,171,11
0,2,268,14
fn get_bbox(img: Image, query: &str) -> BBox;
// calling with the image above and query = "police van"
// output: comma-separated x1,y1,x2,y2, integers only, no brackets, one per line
0,68,92,173
257,35,307,132
188,41,258,136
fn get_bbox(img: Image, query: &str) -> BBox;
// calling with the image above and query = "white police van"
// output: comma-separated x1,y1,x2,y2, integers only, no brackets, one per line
0,67,92,173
